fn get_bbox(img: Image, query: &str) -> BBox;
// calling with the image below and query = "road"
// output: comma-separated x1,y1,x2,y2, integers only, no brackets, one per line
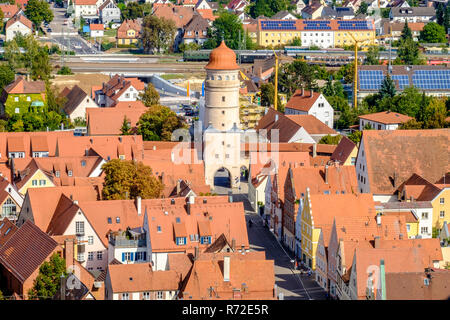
47,5,98,55
221,182,328,300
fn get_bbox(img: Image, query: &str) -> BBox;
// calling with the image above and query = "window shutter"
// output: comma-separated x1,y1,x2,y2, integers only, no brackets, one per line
130,252,134,261
122,252,125,262
143,252,147,261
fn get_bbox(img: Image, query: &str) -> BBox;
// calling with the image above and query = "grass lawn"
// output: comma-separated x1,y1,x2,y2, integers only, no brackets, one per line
160,74,185,80
104,29,116,37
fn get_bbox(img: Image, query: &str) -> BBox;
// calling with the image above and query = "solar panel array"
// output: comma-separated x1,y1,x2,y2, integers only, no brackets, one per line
261,20,297,30
303,20,331,30
337,20,372,30
359,69,450,91
412,70,450,90
391,75,409,90
336,7,351,12
359,70,383,90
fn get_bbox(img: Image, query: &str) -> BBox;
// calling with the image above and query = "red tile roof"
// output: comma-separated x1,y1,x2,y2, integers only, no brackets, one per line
285,89,321,112
0,220,58,283
5,13,32,30
108,263,179,293
3,76,45,94
74,0,97,5
359,111,413,125
361,129,450,195
286,115,337,135
0,4,19,19
89,23,104,31
153,5,196,28
330,136,357,164
116,19,141,39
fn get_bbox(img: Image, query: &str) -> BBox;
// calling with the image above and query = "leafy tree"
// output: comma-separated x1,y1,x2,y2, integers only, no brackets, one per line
416,91,430,123
141,15,176,54
289,37,301,46
395,38,424,65
28,253,66,300
380,8,390,18
356,2,368,15
319,134,342,145
406,0,418,6
436,3,445,26
44,111,63,131
46,83,67,114
364,45,380,65
0,64,15,89
120,115,131,135
25,0,53,27
22,112,44,131
444,6,450,32
121,2,143,20
247,0,293,19
0,120,8,132
424,97,447,129
420,22,447,43
137,105,186,141
259,82,281,108
399,119,423,129
401,20,412,41
57,66,73,75
0,8,3,30
276,59,317,99
178,42,201,53
379,74,396,99
139,83,160,107
11,118,24,132
202,11,245,50
347,130,362,145
336,62,354,84
102,159,164,200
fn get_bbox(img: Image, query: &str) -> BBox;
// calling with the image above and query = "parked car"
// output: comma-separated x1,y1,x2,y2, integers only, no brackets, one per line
47,28,52,32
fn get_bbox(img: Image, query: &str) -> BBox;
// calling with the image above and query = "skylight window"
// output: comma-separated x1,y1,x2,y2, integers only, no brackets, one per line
157,226,161,232
116,217,120,223
176,217,180,223
4,228,11,235
0,223,4,229
107,217,112,224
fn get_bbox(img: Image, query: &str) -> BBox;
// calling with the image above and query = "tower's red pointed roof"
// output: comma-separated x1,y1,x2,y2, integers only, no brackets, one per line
205,41,239,70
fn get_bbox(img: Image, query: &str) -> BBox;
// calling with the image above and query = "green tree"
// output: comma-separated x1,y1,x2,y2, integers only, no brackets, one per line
11,118,24,132
379,74,396,99
381,8,390,18
120,115,131,135
44,111,63,130
57,66,73,75
356,2,368,15
395,37,424,65
406,0,418,6
364,45,380,65
436,3,445,26
336,62,354,84
141,15,177,53
424,97,447,129
289,37,301,46
0,64,15,89
46,83,66,114
139,83,160,107
399,119,423,129
277,59,317,99
202,11,244,50
137,105,186,141
420,22,447,43
25,0,54,27
28,253,66,300
259,82,281,108
102,159,164,200
248,0,293,19
121,2,143,20
178,42,201,53
347,130,362,145
319,134,342,145
401,20,412,41
22,112,44,131
416,91,430,123
444,6,450,32
0,8,4,30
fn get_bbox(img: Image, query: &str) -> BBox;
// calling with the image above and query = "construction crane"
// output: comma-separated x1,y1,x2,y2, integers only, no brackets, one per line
271,47,279,111
349,31,392,109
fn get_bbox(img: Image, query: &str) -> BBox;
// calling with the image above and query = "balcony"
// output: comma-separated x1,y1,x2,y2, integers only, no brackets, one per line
109,237,146,248
77,253,85,262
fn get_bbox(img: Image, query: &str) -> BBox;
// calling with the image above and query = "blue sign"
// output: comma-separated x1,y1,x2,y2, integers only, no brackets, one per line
82,25,90,33
201,81,205,97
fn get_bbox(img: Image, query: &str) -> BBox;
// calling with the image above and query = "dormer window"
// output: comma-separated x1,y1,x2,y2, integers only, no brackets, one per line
116,217,120,223
107,217,112,224
157,226,161,232
68,170,73,177
55,171,60,178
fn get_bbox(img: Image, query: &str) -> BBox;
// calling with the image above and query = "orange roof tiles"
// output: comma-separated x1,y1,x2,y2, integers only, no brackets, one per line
197,9,216,21
285,89,322,112
289,164,358,199
0,4,19,19
361,129,450,195
308,193,376,228
117,19,141,39
74,0,97,5
376,238,443,262
205,41,240,70
5,13,32,30
330,136,356,164
153,5,195,29
359,111,413,125
182,252,275,300
87,103,147,135
89,23,104,31
108,263,179,293
286,115,337,135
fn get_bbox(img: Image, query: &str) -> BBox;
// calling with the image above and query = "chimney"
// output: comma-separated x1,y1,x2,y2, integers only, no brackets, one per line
73,200,78,205
325,165,329,184
176,180,181,195
136,196,142,215
374,236,380,248
64,238,75,271
376,213,382,225
231,239,236,251
301,87,304,96
223,256,230,282
171,151,175,162
194,246,199,261
188,195,195,205
312,143,317,158
228,191,233,203
186,196,194,215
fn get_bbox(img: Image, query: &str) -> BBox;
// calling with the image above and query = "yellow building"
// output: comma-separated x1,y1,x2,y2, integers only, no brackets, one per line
432,188,450,230
330,136,358,166
17,169,55,195
116,19,141,46
300,190,375,270
256,19,376,49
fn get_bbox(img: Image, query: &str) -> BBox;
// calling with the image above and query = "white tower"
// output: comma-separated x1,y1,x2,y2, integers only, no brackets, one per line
201,41,243,189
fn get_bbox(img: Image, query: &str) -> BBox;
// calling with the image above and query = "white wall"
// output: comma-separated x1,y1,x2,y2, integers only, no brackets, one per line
6,22,31,41
359,119,401,131
288,127,316,143
355,139,369,194
301,31,334,48
70,96,99,121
